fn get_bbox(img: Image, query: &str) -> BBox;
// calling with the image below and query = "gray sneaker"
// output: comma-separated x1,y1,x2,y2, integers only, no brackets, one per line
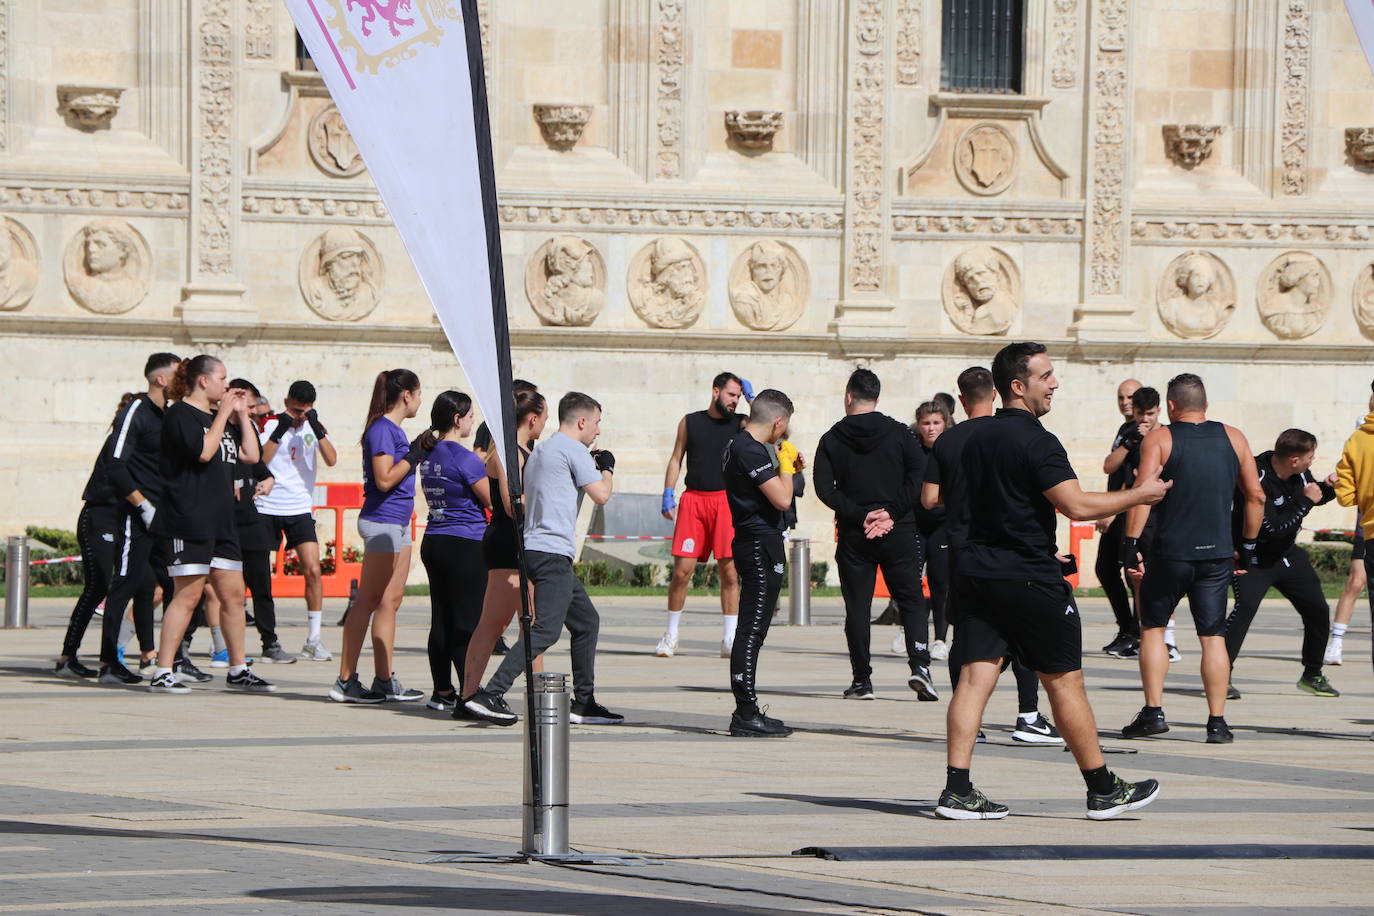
329,674,384,704
372,674,424,702
261,643,297,664
300,638,333,661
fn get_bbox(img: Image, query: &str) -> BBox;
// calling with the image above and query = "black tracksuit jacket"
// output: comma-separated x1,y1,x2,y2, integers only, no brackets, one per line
1234,449,1336,566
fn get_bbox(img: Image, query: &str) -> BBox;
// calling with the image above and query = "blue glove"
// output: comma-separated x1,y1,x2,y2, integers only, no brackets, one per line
740,378,756,402
662,488,676,515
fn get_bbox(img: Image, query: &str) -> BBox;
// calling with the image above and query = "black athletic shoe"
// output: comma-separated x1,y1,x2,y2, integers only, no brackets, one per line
1011,713,1064,745
1121,707,1169,739
1117,641,1140,659
570,697,624,725
227,668,277,692
975,730,987,744
493,637,510,656
55,657,98,679
935,787,1009,820
148,671,190,694
907,666,939,701
329,674,385,704
1206,718,1234,743
1226,681,1241,700
1086,775,1161,820
174,658,213,683
1102,633,1134,658
98,662,142,686
729,708,792,738
465,689,518,725
843,679,876,700
1297,673,1340,697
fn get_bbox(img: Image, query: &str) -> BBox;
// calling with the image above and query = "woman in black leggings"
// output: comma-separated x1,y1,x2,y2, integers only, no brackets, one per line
914,401,952,659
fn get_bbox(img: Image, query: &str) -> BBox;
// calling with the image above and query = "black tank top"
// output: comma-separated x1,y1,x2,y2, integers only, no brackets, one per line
1154,421,1238,561
684,410,743,492
483,446,528,545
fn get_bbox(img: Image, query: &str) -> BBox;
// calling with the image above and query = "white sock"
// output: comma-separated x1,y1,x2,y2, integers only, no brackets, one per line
665,610,682,639
1332,623,1348,640
211,626,226,654
228,664,247,676
155,666,173,677
723,615,738,643
1018,711,1039,724
307,610,323,641
117,618,135,646
1164,620,1176,647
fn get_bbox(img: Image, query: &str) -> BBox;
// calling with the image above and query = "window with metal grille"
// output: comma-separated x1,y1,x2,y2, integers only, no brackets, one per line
296,33,317,72
940,0,1025,94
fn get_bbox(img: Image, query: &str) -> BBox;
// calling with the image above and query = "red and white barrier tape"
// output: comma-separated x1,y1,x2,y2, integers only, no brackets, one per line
28,555,81,566
582,535,671,541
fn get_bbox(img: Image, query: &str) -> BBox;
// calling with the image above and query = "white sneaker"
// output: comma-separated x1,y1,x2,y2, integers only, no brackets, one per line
930,639,949,661
890,631,905,655
301,638,333,661
1324,642,1343,666
1166,643,1181,663
721,639,733,658
654,634,678,658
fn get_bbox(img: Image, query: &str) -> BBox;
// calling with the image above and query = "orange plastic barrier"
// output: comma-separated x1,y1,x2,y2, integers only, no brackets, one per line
873,568,930,600
269,482,366,599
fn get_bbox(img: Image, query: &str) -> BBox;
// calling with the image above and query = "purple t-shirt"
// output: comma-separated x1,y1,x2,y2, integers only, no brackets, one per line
420,441,489,540
360,417,415,525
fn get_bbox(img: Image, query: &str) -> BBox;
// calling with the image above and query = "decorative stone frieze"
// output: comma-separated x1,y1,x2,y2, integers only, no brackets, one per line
533,105,592,151
244,0,273,59
652,0,685,179
1156,250,1235,340
628,237,705,329
1345,128,1374,169
1279,0,1311,195
724,110,783,151
56,86,123,131
0,0,8,151
524,236,605,327
729,240,809,331
1163,124,1222,169
841,0,889,298
1257,251,1330,340
63,219,152,315
942,246,1019,336
1051,0,1080,89
0,216,39,311
1131,218,1374,246
1354,263,1374,338
308,105,367,177
0,185,188,213
299,227,384,322
953,123,1018,196
893,213,1080,238
894,0,921,85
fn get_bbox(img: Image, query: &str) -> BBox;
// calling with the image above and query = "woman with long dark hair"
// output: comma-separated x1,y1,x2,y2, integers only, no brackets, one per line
417,391,492,710
330,368,427,703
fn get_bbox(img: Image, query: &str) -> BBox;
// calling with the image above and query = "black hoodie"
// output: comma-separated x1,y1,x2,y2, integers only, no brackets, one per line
813,411,924,534
1233,449,1336,565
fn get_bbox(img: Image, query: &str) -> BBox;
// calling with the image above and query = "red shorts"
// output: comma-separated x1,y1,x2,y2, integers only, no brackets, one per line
672,489,735,561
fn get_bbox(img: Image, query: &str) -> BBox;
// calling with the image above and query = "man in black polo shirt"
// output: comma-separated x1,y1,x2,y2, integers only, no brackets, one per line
1098,378,1144,658
935,342,1168,821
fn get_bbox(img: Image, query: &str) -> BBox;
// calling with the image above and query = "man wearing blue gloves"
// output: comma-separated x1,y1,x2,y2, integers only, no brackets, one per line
656,372,750,658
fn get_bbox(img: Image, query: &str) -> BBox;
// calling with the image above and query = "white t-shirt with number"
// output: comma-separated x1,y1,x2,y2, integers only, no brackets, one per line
256,417,320,516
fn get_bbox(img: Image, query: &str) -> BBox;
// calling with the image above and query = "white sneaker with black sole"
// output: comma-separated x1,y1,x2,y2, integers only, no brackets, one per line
569,696,624,725
1011,712,1064,745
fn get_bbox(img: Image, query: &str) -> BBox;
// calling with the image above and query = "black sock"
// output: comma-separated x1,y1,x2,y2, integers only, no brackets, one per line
1081,765,1113,794
1143,705,1163,716
1207,714,1226,725
1302,666,1321,680
945,765,973,796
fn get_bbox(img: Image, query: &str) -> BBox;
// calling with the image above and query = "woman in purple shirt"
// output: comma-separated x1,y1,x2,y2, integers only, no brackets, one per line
417,390,492,710
330,368,428,705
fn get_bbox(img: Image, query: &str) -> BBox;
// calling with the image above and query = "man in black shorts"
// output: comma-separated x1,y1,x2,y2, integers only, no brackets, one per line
1096,378,1142,658
936,342,1167,821
1120,373,1264,743
1224,429,1340,699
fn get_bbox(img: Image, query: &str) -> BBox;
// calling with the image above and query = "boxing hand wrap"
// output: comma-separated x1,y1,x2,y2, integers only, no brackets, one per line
593,449,616,473
740,378,756,402
1237,541,1258,569
268,416,292,443
1119,536,1141,570
305,408,328,439
661,488,676,514
402,434,434,469
137,500,157,530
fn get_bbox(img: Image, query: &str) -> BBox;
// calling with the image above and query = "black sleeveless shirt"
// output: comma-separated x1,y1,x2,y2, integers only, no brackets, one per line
1154,421,1239,562
483,446,528,548
684,410,744,492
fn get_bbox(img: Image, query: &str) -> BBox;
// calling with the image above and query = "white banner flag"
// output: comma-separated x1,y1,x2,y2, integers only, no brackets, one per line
1347,0,1374,74
281,0,518,483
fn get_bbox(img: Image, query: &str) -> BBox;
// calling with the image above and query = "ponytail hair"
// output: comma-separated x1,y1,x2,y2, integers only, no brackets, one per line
515,389,546,427
418,389,472,450
360,368,420,444
110,392,138,428
167,355,222,402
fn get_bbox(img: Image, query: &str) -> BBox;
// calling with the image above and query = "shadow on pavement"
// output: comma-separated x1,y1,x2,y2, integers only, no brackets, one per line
247,885,818,915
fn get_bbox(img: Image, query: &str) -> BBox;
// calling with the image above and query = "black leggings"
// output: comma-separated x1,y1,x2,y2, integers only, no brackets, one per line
1094,515,1138,637
1225,544,1329,677
923,526,949,642
61,503,120,658
421,534,488,695
730,535,785,714
242,548,278,649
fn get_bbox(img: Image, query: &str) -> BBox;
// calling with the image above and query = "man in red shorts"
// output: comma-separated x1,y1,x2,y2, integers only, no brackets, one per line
656,372,749,658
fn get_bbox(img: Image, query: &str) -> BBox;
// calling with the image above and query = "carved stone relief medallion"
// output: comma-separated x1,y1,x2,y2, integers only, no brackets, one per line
728,240,809,331
298,227,385,321
1155,250,1236,340
954,122,1017,196
628,237,706,329
308,105,367,178
941,246,1020,335
0,217,40,311
63,219,151,315
1257,251,1331,340
1353,262,1374,338
524,236,605,326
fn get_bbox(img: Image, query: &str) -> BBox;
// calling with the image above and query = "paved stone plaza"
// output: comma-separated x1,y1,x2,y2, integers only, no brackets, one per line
1,595,1371,915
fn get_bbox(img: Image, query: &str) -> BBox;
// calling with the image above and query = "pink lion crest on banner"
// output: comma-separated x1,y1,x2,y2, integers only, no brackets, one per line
345,0,414,38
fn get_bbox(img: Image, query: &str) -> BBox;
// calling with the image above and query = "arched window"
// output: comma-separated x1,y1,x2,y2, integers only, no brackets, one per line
940,0,1024,94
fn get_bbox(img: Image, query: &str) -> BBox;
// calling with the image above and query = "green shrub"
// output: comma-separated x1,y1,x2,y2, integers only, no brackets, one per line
1313,529,1357,544
0,545,84,587
810,561,829,589
630,563,659,588
690,562,720,590
25,526,81,553
573,560,623,587
1302,542,1353,585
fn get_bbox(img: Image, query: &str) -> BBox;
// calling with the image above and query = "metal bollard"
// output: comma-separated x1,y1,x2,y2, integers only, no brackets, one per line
5,536,30,629
522,671,570,856
788,538,811,626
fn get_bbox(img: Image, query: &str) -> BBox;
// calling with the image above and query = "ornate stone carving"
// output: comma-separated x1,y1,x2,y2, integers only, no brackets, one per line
1280,0,1311,195
1155,250,1235,340
308,105,367,177
1051,0,1079,89
298,227,384,321
524,236,605,327
954,123,1017,196
844,0,888,295
63,219,152,315
0,216,39,311
942,246,1019,336
244,0,273,59
533,105,591,151
194,0,234,277
894,0,921,86
729,240,809,331
56,86,123,131
893,212,1080,239
1257,251,1330,339
1163,124,1222,169
0,0,8,151
1087,0,1129,297
1345,128,1374,169
628,237,705,329
652,0,684,179
724,111,782,151
1354,263,1374,338
477,0,491,83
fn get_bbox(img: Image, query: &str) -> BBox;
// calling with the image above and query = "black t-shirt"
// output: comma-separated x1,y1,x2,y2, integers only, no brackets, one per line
961,408,1077,581
722,430,783,538
684,409,745,492
1107,419,1135,491
158,402,239,541
232,457,272,529
924,415,994,575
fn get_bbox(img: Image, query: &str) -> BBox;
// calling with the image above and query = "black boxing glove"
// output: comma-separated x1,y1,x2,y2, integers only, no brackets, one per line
402,434,434,469
1119,536,1142,570
305,408,328,439
1121,427,1143,449
592,449,616,473
268,416,292,443
1237,540,1258,570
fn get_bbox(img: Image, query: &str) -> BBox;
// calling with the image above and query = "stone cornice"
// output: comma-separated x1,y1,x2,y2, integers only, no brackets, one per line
0,180,191,216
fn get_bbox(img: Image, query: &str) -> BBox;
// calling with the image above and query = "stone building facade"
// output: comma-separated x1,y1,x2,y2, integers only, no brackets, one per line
2,1,1371,579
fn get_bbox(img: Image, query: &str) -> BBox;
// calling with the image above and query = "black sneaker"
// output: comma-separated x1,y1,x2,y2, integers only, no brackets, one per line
935,787,1009,820
1011,713,1064,745
570,697,624,725
729,707,792,738
1086,775,1161,820
329,674,385,704
1102,633,1133,658
55,657,98,679
372,674,424,702
1206,718,1234,744
1297,673,1340,697
1117,641,1140,659
148,671,190,694
975,730,987,744
1121,707,1169,739
493,636,510,656
464,689,518,725
426,692,457,711
226,668,277,692
1226,681,1241,700
98,662,142,686
843,679,875,700
174,657,213,683
907,666,939,701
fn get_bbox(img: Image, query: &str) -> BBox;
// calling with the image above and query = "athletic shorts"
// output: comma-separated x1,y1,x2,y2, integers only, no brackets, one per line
358,517,411,553
264,513,318,549
1139,556,1230,636
1353,528,1366,562
168,536,243,577
672,489,734,561
482,522,519,571
952,574,1083,674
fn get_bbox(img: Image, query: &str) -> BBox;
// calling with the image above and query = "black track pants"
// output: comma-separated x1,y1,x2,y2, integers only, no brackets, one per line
923,525,950,642
243,549,278,649
1095,516,1138,637
836,527,930,681
730,535,785,714
100,509,162,664
1225,545,1329,675
60,503,120,658
421,534,487,695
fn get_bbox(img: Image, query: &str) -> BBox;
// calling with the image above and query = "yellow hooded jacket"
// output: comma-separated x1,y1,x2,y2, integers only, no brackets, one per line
1334,411,1374,539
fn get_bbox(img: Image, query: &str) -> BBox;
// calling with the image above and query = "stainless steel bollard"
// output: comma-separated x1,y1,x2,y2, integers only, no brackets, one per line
788,538,811,626
521,671,570,856
4,536,29,629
